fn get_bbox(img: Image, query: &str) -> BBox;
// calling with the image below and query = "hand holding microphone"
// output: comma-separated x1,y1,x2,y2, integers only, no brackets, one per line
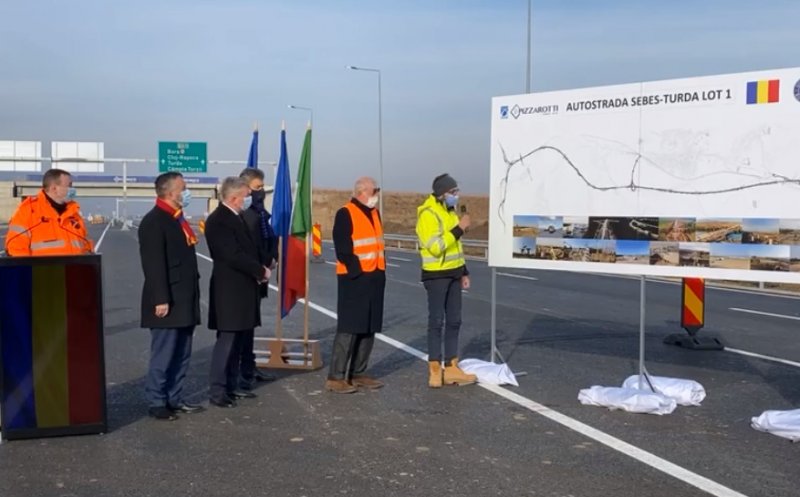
458,204,471,232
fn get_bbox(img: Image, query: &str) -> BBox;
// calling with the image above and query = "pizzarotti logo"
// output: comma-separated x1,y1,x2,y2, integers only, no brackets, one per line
505,103,559,119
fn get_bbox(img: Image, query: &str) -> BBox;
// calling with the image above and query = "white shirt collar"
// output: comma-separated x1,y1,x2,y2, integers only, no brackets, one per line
222,202,239,216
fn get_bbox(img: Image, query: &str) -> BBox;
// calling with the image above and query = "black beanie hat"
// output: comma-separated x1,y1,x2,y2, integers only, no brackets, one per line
432,173,458,197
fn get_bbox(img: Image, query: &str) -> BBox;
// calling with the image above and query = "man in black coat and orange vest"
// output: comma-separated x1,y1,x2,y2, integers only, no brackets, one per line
326,176,386,394
205,177,271,407
138,172,204,420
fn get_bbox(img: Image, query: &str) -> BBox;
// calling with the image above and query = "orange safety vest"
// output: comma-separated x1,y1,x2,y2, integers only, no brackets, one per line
335,201,386,275
4,190,93,257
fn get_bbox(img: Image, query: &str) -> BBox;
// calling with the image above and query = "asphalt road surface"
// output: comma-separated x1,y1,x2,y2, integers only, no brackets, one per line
1,223,798,497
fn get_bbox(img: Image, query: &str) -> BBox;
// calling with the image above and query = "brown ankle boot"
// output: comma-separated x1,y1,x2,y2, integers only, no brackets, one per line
443,358,477,386
428,361,443,388
351,375,384,390
325,378,357,394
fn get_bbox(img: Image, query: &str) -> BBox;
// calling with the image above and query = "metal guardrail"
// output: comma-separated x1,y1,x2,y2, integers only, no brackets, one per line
383,233,488,259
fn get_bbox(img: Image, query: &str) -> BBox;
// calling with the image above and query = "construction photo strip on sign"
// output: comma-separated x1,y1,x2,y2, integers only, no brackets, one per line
489,67,800,284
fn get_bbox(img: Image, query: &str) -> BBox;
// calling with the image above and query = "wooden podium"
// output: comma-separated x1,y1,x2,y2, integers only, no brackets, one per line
0,255,107,441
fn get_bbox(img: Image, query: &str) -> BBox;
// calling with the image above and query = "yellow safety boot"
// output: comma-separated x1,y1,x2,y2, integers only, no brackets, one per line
428,361,443,388
443,358,477,386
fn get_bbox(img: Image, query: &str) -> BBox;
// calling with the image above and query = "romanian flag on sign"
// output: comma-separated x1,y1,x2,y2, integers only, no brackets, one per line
746,79,780,104
0,261,105,438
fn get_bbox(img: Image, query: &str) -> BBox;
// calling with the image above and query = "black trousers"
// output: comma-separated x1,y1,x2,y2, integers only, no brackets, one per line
209,330,248,401
423,277,462,363
238,329,257,389
328,332,375,380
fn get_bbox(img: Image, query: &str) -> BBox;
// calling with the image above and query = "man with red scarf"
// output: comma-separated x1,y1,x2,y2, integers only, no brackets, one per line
138,172,204,420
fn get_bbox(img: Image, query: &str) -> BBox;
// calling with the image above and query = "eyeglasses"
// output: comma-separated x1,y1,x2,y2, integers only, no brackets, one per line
371,187,381,195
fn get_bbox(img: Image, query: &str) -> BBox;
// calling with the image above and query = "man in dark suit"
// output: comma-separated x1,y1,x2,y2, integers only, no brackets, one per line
238,167,279,390
205,177,270,407
139,172,204,420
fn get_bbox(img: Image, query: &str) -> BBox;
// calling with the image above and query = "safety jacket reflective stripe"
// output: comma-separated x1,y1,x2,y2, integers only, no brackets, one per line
31,240,66,250
8,224,30,235
335,201,386,275
415,195,465,272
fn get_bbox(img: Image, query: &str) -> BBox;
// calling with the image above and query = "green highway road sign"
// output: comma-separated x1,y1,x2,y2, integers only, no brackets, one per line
158,141,207,172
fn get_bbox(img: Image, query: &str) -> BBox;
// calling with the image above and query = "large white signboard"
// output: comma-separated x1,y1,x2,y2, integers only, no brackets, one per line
0,141,42,171
489,67,800,283
51,141,105,172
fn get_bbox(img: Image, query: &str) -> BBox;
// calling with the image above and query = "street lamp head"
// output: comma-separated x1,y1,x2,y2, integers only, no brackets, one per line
346,65,357,70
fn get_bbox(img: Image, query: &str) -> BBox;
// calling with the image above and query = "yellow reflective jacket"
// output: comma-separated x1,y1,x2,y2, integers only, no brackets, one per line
415,194,465,272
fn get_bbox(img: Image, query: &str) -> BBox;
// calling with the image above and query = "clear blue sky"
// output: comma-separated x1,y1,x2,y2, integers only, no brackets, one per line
2,0,799,193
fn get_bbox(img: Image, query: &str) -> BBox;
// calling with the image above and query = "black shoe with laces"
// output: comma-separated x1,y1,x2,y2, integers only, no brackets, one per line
148,406,178,421
168,402,205,414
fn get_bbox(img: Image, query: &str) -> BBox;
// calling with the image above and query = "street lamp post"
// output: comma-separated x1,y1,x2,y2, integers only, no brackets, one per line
346,65,383,218
287,104,313,128
526,0,531,93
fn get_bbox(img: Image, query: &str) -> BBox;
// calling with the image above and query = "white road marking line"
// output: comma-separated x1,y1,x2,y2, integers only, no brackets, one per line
479,383,746,497
725,348,800,369
200,251,800,371
497,271,539,282
93,222,112,253
195,250,747,497
729,307,800,321
389,256,412,262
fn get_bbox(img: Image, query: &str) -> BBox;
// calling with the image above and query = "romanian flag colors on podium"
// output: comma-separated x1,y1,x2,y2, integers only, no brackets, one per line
0,261,105,435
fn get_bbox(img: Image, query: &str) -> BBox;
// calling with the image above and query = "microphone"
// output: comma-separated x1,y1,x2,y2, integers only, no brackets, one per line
58,222,95,254
3,217,49,255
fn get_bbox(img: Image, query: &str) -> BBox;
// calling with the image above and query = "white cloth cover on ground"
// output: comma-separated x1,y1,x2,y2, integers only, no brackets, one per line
621,375,706,406
578,386,677,415
458,359,519,386
751,409,800,442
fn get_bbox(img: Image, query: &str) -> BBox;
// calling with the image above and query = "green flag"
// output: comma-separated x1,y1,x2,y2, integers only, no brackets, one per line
291,127,312,236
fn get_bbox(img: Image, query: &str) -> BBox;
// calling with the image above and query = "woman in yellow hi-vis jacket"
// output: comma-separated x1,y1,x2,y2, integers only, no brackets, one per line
415,174,477,388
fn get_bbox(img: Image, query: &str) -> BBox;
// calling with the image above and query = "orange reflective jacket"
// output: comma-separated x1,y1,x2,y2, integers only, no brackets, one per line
335,201,385,275
4,190,93,256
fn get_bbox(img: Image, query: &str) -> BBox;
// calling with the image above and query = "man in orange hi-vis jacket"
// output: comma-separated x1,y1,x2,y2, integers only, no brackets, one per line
4,168,93,256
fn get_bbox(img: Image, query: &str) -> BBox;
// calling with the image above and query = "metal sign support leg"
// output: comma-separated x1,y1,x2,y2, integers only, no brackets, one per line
638,276,655,392
490,267,497,364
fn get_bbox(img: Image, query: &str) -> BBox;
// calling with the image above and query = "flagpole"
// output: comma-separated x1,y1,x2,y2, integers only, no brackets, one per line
303,121,312,364
303,232,311,365
275,236,283,341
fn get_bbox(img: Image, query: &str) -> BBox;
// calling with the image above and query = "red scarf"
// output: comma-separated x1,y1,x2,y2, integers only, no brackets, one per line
156,198,198,246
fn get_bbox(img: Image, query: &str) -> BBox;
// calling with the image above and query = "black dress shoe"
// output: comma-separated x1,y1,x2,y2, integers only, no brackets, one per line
168,402,205,414
209,397,236,408
149,406,178,420
229,390,257,399
254,370,276,382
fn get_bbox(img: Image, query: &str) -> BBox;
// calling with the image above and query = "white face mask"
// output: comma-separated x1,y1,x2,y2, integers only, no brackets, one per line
366,195,379,209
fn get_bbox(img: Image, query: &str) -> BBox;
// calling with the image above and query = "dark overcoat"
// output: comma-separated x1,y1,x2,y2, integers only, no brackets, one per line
241,206,278,299
138,207,201,329
333,199,386,335
205,205,263,332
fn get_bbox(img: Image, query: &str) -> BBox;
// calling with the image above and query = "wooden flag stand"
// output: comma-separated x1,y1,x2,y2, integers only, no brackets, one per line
254,233,322,370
